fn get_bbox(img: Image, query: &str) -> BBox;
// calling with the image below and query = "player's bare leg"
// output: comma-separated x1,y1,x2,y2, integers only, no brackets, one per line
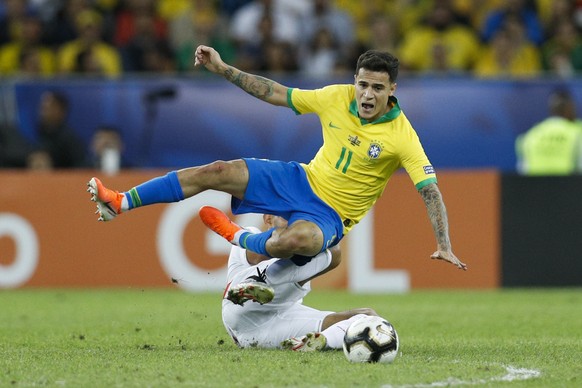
266,220,324,258
87,160,248,221
200,207,324,259
177,160,248,199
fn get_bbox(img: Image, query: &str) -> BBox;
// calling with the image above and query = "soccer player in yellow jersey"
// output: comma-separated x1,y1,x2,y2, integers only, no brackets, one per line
87,45,467,271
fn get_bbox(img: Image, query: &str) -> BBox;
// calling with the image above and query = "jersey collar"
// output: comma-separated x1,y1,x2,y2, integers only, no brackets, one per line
349,95,401,125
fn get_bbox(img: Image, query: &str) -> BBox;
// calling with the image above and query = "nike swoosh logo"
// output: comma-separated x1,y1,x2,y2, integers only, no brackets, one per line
329,121,342,129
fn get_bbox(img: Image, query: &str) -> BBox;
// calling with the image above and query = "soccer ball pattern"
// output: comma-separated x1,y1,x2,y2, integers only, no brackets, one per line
343,315,399,363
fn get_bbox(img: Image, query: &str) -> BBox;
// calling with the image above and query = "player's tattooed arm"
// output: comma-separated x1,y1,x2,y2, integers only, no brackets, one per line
222,65,289,107
195,45,286,105
419,183,451,250
419,183,467,270
224,67,274,100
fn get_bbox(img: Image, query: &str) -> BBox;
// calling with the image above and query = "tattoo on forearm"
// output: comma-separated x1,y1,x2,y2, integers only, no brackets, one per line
224,66,274,101
420,184,451,250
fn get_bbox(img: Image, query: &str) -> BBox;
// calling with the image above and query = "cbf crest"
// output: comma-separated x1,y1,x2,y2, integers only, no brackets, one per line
367,140,384,160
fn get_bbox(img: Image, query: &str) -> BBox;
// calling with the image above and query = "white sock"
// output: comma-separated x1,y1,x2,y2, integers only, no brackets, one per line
321,314,369,349
121,194,129,212
232,229,249,245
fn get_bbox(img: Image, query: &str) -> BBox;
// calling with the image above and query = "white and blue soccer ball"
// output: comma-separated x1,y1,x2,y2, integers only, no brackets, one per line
343,315,399,363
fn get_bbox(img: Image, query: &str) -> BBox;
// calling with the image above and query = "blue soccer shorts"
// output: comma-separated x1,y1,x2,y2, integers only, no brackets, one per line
230,158,344,252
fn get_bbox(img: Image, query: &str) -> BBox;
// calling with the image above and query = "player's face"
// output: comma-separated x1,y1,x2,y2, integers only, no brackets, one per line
354,68,396,122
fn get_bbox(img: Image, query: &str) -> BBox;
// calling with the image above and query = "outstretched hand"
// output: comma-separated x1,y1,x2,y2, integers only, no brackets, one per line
430,250,467,270
194,45,224,73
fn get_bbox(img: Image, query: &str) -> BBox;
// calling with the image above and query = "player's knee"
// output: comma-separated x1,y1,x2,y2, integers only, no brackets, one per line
204,160,231,176
194,160,236,188
328,245,342,270
267,221,324,257
275,230,320,256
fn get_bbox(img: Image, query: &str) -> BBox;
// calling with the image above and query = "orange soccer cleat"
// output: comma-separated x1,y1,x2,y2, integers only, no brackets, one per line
87,177,124,221
199,205,243,243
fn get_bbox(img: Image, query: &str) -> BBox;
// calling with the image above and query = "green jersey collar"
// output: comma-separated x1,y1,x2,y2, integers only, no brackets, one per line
349,95,401,125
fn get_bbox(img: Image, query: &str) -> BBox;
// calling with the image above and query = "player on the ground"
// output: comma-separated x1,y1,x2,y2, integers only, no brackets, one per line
87,45,467,271
219,211,378,351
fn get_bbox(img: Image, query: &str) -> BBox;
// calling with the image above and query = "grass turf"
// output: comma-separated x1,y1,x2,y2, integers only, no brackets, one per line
1,288,580,387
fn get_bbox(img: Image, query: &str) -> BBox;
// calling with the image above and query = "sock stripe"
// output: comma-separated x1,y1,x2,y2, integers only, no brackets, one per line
129,188,142,208
240,232,251,250
241,228,275,256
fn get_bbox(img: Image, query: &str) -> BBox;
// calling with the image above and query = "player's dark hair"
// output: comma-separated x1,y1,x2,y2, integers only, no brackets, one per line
355,50,399,83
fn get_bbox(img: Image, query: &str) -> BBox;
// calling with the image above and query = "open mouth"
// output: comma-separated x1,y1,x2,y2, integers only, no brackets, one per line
361,102,375,113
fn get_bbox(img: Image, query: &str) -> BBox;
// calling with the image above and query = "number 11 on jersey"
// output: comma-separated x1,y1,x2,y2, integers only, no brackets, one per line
335,147,353,174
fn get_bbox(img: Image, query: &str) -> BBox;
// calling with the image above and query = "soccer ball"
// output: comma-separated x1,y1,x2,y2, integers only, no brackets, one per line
343,315,399,363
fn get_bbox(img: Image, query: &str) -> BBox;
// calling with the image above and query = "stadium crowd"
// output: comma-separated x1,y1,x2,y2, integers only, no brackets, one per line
2,0,582,171
0,0,581,79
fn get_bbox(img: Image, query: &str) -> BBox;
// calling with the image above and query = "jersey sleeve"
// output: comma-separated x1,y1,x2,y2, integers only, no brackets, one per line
398,118,437,190
287,85,350,115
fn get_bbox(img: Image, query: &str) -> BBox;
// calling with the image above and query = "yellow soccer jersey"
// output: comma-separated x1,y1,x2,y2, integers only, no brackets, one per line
287,84,437,233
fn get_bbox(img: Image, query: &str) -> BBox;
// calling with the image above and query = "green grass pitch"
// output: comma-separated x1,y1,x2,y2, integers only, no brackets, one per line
1,288,580,387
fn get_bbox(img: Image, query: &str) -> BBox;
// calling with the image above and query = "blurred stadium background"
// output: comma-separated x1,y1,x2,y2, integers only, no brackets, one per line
1,0,582,291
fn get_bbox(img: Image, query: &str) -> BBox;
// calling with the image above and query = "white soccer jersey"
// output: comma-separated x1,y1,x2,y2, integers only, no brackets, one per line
221,230,334,348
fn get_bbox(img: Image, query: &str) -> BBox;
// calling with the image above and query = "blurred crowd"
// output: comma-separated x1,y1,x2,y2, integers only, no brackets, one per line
1,0,582,79
0,88,128,171
2,0,582,173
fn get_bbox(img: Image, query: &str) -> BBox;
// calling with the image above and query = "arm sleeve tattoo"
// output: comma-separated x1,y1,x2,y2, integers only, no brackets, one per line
419,183,451,250
223,66,274,101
